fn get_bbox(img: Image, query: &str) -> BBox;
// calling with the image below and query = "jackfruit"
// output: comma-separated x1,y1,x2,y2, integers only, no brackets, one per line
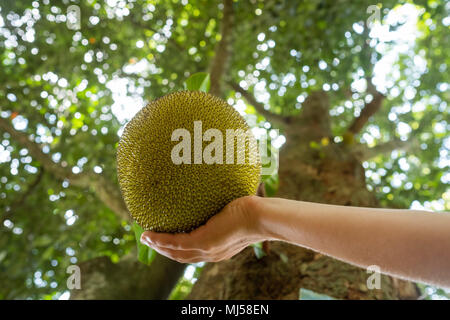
117,91,261,233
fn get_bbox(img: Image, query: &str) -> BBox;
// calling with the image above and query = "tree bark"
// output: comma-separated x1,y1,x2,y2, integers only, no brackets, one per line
188,91,420,300
70,253,186,300
209,0,234,97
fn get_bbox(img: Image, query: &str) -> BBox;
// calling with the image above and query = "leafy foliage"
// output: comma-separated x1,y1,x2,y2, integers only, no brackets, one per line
183,72,210,92
0,0,448,299
132,222,156,265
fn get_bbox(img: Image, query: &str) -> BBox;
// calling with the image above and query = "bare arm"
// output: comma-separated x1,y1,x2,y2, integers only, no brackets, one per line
257,198,450,288
141,196,450,288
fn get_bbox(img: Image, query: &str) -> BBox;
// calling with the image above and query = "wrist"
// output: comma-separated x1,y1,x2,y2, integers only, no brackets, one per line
241,195,278,241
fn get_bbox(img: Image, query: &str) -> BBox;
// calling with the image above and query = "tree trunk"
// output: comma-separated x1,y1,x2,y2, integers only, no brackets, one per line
70,253,185,300
188,91,419,300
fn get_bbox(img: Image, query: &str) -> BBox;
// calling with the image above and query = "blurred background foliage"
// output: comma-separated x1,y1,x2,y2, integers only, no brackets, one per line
0,0,448,299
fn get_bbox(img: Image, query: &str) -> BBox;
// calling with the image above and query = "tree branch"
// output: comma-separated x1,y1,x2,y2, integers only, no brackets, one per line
209,0,234,97
228,82,288,126
352,138,419,161
0,117,130,221
361,26,379,97
345,91,385,135
1,168,44,225
343,25,385,137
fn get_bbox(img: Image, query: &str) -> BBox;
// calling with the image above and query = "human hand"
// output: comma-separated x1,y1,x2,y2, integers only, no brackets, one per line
140,195,266,263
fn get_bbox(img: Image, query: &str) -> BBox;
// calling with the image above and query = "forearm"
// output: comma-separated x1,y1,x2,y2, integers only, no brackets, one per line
254,197,450,288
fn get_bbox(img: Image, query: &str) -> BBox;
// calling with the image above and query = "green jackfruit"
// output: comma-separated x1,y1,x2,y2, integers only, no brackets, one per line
117,91,261,233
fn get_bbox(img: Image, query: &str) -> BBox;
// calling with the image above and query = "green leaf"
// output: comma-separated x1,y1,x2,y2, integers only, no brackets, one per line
184,72,210,92
250,242,266,259
132,222,156,265
262,174,279,197
0,251,7,264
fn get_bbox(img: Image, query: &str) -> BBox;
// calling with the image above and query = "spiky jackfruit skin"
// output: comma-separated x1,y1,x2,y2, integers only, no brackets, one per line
117,91,261,233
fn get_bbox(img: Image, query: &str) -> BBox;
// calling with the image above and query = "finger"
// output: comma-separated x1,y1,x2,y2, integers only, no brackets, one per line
151,246,206,263
141,230,207,251
141,234,211,261
140,200,247,251
141,221,223,251
143,231,249,263
142,226,258,256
